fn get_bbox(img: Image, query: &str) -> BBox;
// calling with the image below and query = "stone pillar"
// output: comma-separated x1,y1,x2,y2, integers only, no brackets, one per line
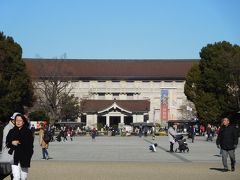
94,114,98,128
106,115,110,127
133,114,137,123
120,114,124,124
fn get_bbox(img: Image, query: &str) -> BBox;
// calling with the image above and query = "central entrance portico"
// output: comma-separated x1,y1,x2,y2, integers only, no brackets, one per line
81,100,150,128
98,101,132,127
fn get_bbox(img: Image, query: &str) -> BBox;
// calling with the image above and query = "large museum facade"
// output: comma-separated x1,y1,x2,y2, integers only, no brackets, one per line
24,59,197,128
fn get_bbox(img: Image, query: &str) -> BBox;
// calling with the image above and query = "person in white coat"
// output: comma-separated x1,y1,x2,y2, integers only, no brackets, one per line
0,112,20,179
168,123,177,152
1,113,21,161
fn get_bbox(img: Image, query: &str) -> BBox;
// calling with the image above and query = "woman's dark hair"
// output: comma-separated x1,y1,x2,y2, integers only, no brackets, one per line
14,114,29,127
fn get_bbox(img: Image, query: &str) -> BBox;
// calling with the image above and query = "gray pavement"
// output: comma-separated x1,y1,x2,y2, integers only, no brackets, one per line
4,135,240,179
32,135,240,163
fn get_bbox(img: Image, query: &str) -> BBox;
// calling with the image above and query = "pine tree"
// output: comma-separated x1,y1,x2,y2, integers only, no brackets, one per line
0,32,34,121
185,41,240,124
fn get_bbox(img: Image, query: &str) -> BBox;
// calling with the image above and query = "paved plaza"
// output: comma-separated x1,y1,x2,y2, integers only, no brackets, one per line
5,135,240,179
31,135,240,163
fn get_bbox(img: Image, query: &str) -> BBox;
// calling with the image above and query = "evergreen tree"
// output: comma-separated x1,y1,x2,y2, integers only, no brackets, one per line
59,93,80,122
0,32,34,121
185,41,240,124
29,110,50,122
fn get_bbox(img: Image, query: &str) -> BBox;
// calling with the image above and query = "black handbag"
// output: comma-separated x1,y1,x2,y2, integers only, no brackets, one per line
0,162,12,179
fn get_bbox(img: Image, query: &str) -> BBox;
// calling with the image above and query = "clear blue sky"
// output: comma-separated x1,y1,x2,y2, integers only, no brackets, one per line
0,0,239,59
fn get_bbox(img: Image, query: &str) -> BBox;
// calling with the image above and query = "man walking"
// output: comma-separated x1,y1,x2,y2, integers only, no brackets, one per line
216,118,238,172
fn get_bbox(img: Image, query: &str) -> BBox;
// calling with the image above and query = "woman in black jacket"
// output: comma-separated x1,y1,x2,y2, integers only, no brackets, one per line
6,114,34,180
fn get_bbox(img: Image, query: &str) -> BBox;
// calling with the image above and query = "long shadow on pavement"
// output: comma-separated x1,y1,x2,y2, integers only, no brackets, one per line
209,168,226,172
144,138,192,163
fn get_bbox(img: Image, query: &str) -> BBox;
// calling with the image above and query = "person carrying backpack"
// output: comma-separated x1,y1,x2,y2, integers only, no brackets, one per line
39,124,50,160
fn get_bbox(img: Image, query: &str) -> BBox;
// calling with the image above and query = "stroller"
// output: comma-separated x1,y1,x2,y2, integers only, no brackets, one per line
175,135,189,153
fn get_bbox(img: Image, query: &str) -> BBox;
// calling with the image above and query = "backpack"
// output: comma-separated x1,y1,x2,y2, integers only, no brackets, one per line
43,130,51,143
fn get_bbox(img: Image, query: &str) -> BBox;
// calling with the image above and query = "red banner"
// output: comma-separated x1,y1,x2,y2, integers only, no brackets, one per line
161,89,168,121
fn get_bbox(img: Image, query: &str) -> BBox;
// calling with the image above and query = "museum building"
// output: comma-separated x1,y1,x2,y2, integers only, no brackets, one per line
24,59,197,127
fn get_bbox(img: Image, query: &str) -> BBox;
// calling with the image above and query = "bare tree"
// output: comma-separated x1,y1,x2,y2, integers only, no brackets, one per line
32,55,76,123
228,55,240,111
35,79,72,123
179,100,197,120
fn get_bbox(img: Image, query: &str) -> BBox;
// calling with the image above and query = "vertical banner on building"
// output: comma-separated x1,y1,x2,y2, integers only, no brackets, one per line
161,89,169,121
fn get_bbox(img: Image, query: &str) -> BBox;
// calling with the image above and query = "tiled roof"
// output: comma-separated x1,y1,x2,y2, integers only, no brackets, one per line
80,100,150,113
24,58,198,80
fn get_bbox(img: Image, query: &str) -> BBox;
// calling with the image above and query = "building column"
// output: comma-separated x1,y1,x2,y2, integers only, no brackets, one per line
76,116,81,122
94,114,98,128
133,114,137,123
120,114,124,124
106,115,110,127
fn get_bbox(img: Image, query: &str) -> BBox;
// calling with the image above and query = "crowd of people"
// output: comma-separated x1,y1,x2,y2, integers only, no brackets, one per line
1,113,239,179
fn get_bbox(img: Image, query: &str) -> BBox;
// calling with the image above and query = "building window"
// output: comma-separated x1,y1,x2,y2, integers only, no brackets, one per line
124,116,133,125
97,116,106,126
98,93,105,100
81,115,86,124
113,93,119,100
127,93,134,100
144,114,149,122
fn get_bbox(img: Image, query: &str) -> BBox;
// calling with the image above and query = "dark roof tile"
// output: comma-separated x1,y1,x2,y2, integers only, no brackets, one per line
80,100,150,113
24,58,198,80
